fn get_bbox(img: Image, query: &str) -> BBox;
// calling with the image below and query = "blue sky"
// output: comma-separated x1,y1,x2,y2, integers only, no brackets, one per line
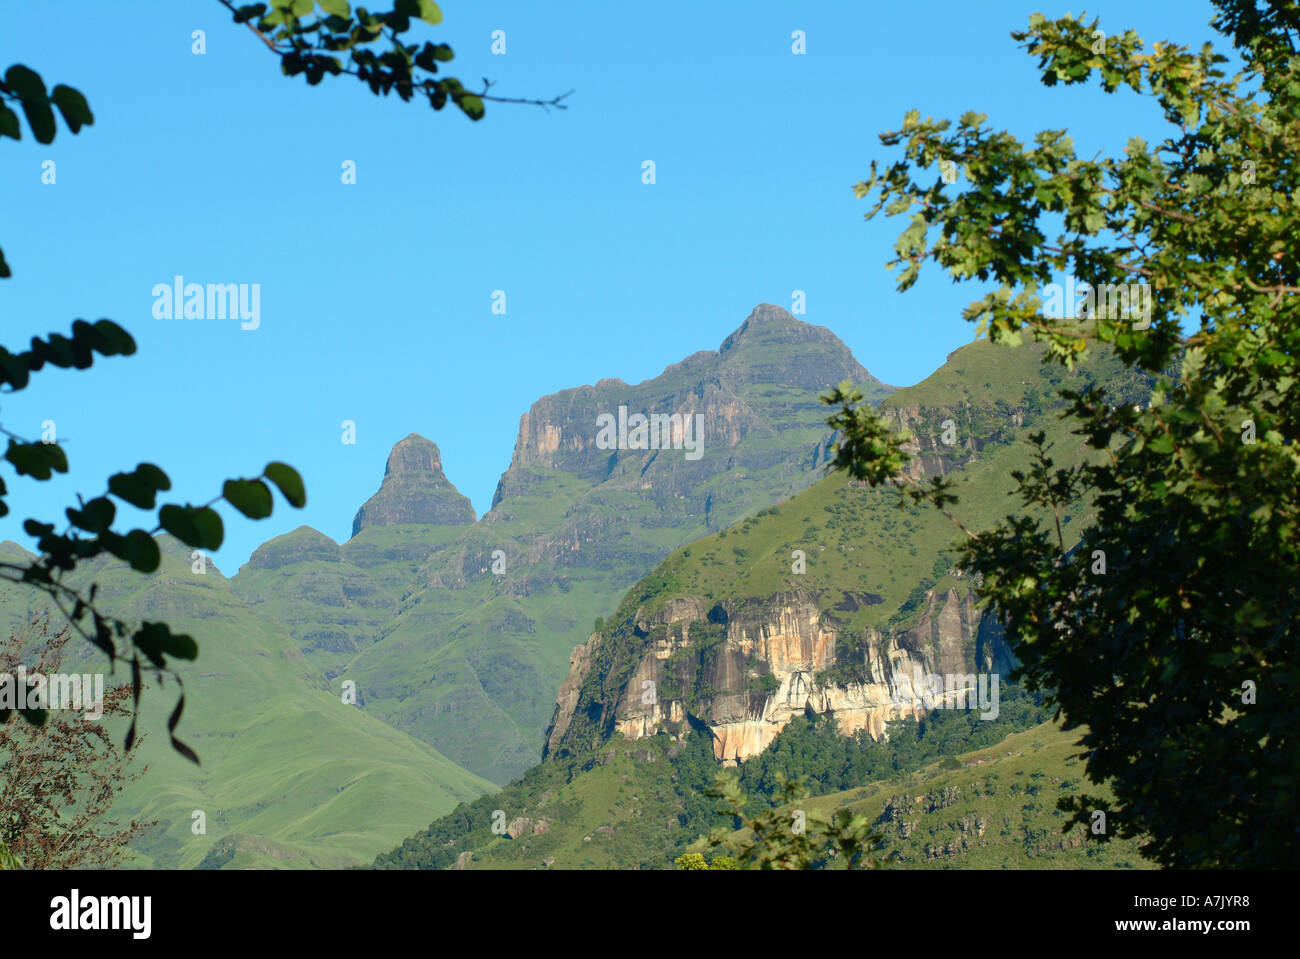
0,0,1225,569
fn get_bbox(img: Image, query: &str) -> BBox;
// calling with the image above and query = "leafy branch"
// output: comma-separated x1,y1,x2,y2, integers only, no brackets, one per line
214,0,573,119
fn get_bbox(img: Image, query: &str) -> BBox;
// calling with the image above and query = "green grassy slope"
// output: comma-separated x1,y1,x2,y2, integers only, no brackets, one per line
0,537,493,869
229,523,474,683
625,338,1140,621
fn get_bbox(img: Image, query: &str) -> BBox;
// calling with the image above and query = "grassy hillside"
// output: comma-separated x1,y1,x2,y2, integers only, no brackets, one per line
230,523,474,683
0,537,493,869
623,336,1150,634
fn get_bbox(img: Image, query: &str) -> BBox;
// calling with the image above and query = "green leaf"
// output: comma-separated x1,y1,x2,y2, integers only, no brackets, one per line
67,496,115,534
223,478,273,519
122,530,161,573
396,0,442,24
3,64,47,102
459,94,484,120
263,462,306,508
135,463,172,493
133,621,197,667
318,0,350,14
108,471,157,509
0,103,19,140
1148,433,1174,454
19,97,55,144
5,439,69,480
193,507,224,550
88,319,136,356
233,3,268,24
49,85,93,133
72,318,135,358
166,632,198,660
157,503,223,551
167,693,200,764
170,734,200,764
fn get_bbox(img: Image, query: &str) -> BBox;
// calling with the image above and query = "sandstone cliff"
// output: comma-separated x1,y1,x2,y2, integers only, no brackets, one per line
545,585,1015,765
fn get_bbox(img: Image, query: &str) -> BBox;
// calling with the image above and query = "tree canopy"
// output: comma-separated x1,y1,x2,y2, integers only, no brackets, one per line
826,0,1299,868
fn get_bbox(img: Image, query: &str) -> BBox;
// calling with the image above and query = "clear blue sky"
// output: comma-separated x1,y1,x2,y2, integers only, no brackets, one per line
0,0,1224,570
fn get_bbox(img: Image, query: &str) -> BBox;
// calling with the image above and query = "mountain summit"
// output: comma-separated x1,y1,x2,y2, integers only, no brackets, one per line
351,433,476,536
496,303,884,485
720,302,866,355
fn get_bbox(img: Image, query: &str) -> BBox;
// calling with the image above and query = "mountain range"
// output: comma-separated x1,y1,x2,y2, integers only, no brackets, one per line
0,304,1155,868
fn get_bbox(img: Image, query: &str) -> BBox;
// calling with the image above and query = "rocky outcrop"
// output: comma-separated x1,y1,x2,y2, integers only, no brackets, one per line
544,632,603,754
546,586,1015,765
351,433,476,535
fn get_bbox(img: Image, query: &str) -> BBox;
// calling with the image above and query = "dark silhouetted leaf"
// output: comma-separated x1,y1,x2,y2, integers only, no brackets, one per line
50,84,93,133
223,478,272,519
264,462,306,507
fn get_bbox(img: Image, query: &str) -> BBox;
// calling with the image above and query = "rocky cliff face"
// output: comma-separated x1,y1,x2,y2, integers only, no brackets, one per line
885,404,985,480
493,303,887,497
351,433,477,535
545,586,1015,764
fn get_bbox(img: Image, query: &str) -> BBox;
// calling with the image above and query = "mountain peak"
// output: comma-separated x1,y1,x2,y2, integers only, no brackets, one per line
712,304,885,393
0,539,35,562
244,526,341,571
718,303,798,346
717,303,870,364
385,433,444,477
351,434,476,537
747,301,797,323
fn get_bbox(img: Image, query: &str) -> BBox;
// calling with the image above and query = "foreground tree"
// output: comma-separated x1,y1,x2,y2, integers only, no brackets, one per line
0,616,153,868
699,774,888,870
826,1,1298,867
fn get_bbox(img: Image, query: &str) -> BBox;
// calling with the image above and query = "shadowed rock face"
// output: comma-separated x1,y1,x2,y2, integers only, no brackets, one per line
351,434,476,535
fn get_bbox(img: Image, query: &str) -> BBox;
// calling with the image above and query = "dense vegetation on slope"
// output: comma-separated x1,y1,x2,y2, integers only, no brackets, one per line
374,707,1153,870
708,722,1152,870
732,683,1050,799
